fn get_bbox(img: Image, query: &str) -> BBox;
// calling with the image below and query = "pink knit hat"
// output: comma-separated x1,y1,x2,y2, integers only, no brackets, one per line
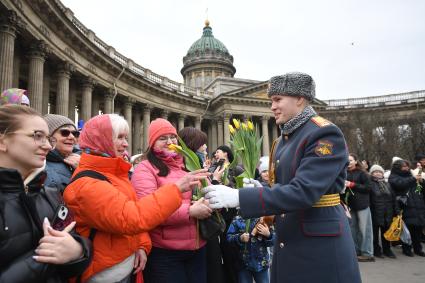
79,114,115,157
148,118,177,148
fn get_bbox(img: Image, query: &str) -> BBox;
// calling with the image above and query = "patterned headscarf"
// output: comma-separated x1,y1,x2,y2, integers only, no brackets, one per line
0,88,29,106
79,115,115,157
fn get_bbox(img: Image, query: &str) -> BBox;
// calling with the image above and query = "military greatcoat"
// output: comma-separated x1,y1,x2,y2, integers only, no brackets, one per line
239,116,361,283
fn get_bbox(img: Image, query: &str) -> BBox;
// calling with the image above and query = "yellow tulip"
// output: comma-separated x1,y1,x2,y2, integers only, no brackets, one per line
168,144,182,152
228,124,235,134
233,118,240,129
241,123,248,130
247,121,254,131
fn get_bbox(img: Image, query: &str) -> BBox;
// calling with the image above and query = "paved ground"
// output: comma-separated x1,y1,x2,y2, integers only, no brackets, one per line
360,245,425,283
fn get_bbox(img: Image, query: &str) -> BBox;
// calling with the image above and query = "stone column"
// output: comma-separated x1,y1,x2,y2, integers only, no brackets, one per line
142,105,152,151
195,116,202,130
80,77,95,122
261,116,270,156
223,113,231,146
207,123,213,154
217,119,224,146
27,40,48,112
0,11,18,92
68,83,76,122
133,108,142,154
178,114,185,131
42,71,50,115
161,109,169,120
91,94,100,116
124,98,134,154
211,119,218,153
103,89,114,114
56,62,74,117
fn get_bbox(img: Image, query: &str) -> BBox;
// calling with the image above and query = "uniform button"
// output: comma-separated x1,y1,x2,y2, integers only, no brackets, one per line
280,214,285,218
279,242,284,248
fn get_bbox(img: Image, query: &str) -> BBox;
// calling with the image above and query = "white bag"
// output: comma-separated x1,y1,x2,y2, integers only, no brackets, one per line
400,220,412,245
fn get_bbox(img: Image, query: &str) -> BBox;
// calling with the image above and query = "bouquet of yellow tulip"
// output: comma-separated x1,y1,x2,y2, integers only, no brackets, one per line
168,140,207,199
229,119,263,241
168,138,225,243
228,118,263,184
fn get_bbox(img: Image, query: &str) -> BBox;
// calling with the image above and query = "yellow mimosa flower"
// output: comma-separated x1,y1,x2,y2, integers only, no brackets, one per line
241,123,248,130
233,118,240,129
247,121,254,130
228,124,235,134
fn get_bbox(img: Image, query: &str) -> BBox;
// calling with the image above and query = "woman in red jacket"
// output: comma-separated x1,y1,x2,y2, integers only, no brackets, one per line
132,119,212,283
64,114,208,282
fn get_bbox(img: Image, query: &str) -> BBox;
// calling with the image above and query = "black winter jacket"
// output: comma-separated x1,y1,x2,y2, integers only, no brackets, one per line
369,177,398,227
345,169,371,211
388,164,425,226
0,168,92,283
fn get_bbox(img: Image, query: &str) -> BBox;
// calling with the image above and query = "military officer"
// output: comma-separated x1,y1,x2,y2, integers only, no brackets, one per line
203,72,361,283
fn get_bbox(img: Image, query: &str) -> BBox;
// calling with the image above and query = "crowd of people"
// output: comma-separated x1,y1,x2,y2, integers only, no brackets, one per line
0,87,274,283
1,74,425,283
344,153,425,261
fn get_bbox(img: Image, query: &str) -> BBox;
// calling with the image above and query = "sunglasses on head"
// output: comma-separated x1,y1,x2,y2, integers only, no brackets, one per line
59,129,80,138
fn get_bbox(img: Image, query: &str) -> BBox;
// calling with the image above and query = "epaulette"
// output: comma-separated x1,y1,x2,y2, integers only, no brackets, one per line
311,116,333,127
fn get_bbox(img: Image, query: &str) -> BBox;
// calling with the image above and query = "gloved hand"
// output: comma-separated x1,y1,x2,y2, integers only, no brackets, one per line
242,178,263,188
202,185,240,209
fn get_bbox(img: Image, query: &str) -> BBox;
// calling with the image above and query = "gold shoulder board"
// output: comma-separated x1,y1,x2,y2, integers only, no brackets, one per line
311,116,332,127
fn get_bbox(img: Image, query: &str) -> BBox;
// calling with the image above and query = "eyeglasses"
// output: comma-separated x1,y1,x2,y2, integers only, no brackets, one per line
59,129,80,138
9,130,57,148
157,135,177,142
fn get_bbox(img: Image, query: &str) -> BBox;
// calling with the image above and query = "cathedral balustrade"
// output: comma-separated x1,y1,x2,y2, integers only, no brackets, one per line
53,0,212,99
325,90,425,109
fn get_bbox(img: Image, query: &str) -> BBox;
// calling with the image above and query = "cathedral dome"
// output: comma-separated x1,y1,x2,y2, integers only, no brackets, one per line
186,20,230,56
181,20,236,89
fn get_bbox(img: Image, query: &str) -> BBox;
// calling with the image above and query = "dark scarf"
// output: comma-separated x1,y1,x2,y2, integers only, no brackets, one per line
280,106,317,135
372,175,391,194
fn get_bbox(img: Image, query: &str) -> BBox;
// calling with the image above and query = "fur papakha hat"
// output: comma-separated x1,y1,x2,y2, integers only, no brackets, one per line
267,72,316,101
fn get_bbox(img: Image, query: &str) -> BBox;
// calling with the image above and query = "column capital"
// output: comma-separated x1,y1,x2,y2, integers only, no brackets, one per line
178,113,186,119
223,112,232,119
143,104,153,112
0,10,21,35
161,109,170,119
125,97,136,107
27,40,49,59
104,89,115,100
57,61,75,77
80,76,96,89
261,116,270,121
217,118,224,125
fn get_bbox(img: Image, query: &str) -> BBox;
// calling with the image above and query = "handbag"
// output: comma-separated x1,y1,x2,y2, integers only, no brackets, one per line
384,213,403,242
199,211,226,240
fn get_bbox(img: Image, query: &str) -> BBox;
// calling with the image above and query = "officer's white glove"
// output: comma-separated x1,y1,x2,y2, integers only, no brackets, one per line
202,185,240,209
242,178,263,188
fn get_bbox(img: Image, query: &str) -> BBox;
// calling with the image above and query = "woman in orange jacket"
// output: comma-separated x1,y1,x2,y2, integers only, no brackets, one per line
64,114,208,282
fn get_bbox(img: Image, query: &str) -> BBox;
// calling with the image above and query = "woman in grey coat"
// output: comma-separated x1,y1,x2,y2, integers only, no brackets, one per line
44,114,81,192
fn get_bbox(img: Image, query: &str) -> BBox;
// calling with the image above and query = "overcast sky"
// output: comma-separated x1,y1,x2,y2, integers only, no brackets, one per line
61,0,425,100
